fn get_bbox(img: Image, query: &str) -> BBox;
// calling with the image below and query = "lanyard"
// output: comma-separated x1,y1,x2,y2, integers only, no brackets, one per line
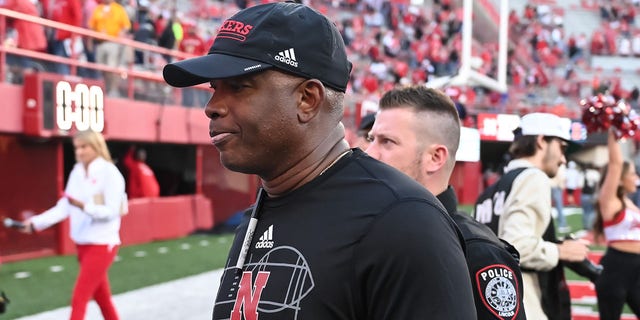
235,188,266,269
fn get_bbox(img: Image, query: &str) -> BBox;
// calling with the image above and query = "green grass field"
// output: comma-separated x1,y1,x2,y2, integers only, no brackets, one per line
0,232,234,319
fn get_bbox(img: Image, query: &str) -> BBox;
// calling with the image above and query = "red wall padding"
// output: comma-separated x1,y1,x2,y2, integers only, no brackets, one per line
201,146,257,225
193,194,214,230
450,161,482,205
149,196,195,241
0,136,62,259
119,198,155,246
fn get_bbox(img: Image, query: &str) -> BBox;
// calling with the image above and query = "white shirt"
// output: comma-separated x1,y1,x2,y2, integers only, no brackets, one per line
619,37,632,56
565,163,583,190
632,35,640,55
604,208,640,242
31,157,125,245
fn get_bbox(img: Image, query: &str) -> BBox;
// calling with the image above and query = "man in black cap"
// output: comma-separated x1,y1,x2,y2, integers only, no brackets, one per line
352,113,375,150
366,85,526,320
163,2,476,319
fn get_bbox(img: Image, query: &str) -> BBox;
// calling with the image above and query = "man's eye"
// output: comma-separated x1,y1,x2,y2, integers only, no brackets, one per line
228,81,250,91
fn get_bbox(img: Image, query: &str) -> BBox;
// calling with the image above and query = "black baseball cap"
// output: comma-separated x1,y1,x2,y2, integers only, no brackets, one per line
358,113,376,131
163,2,352,93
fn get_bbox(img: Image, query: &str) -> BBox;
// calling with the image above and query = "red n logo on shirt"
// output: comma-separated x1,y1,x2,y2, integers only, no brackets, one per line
230,271,270,320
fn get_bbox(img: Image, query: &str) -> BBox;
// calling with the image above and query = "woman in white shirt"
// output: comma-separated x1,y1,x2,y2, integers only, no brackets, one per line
21,130,125,320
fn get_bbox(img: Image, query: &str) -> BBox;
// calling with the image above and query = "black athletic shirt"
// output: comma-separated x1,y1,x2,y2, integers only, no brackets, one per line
437,187,526,320
212,149,476,320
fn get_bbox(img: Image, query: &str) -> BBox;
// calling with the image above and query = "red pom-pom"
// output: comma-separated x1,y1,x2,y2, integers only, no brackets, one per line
580,94,638,139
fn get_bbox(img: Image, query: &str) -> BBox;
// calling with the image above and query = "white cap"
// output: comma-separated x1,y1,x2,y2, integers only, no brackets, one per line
519,112,570,141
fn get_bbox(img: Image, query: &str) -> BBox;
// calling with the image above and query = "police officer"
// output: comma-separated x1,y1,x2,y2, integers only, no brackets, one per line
367,85,526,320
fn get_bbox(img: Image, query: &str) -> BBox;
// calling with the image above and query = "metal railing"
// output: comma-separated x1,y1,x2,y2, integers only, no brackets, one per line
0,8,210,106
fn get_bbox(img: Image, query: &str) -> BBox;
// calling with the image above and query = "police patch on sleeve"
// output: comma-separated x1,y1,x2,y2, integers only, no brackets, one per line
475,264,520,320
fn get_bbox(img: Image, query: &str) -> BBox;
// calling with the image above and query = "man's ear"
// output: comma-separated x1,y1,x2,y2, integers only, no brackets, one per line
536,135,546,150
297,79,325,123
422,144,449,174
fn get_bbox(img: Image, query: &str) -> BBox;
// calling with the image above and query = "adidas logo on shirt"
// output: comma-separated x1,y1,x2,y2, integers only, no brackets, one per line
274,48,298,67
255,225,274,249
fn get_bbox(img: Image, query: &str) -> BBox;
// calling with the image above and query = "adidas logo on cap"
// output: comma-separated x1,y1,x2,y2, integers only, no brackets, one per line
255,225,274,249
274,48,298,67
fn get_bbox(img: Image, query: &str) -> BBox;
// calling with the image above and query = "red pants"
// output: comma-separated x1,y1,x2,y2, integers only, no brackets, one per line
70,244,119,320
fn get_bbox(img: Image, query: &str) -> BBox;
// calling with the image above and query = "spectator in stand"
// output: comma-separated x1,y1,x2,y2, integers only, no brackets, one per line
116,0,136,25
619,36,632,56
363,4,384,27
122,146,159,198
605,26,618,55
157,9,183,63
509,9,524,34
41,0,83,75
88,0,131,97
18,129,126,320
523,4,536,24
132,0,157,66
576,32,588,59
1,0,47,79
601,3,613,21
633,31,640,57
567,33,584,62
79,0,100,79
178,21,207,107
591,30,606,55
593,130,640,320
153,9,167,39
455,98,469,121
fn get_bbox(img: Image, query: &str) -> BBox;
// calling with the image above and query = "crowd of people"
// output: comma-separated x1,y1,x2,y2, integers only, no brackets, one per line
0,0,587,113
3,0,640,117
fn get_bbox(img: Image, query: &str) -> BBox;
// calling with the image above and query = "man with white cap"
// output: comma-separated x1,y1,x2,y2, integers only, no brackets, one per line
474,112,590,320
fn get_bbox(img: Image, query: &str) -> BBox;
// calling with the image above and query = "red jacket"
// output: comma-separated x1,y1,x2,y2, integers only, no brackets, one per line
1,0,46,51
179,32,207,56
123,149,160,199
41,0,82,40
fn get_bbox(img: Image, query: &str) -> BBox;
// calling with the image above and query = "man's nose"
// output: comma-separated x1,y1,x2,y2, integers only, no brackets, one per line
204,94,228,120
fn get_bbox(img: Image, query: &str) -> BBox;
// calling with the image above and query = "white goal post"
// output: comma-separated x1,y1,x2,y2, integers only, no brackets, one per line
427,0,509,93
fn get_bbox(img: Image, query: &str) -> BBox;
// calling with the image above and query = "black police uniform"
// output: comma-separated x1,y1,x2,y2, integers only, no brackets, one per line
438,186,526,320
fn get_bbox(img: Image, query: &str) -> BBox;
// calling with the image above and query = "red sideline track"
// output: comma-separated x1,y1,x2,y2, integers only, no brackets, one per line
569,280,637,320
